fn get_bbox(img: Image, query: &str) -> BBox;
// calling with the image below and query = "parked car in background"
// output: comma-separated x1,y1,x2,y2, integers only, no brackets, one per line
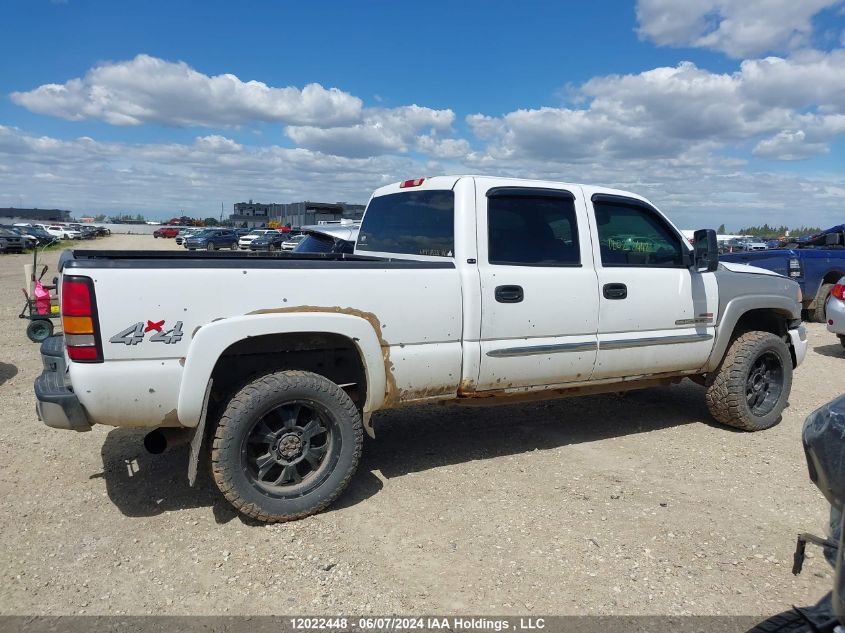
281,233,306,251
825,276,845,349
94,226,111,237
238,229,276,250
294,223,360,254
153,227,179,239
1,225,36,249
66,224,94,239
184,228,239,251
722,224,845,322
745,239,768,251
18,226,57,247
248,230,287,251
46,225,80,240
175,228,202,245
0,228,25,253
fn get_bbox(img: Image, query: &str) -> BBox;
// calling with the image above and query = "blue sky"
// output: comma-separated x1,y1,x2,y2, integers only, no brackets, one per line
2,0,845,228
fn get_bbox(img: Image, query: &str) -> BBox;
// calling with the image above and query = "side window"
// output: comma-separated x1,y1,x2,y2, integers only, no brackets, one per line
594,201,684,267
488,195,580,266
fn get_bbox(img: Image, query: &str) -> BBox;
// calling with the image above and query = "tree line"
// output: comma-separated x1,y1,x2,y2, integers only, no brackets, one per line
717,223,822,238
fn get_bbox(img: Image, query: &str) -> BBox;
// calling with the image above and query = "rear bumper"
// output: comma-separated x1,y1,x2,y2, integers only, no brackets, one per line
33,335,91,432
826,297,845,336
789,325,809,367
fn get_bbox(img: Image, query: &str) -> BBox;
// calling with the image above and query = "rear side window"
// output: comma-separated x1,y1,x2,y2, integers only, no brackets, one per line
594,201,684,267
488,195,580,266
357,190,454,257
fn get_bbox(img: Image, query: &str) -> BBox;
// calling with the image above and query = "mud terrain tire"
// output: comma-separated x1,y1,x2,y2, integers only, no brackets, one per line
705,331,792,431
211,370,363,522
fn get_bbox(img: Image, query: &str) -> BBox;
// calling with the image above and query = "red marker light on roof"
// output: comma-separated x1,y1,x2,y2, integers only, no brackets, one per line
399,178,425,188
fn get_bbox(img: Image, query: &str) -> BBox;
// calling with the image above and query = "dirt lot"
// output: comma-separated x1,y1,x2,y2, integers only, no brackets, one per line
0,234,842,616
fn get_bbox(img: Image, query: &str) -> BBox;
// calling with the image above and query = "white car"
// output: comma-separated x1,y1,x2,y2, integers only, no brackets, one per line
281,234,306,251
46,225,81,240
175,228,202,246
238,229,276,250
825,276,845,349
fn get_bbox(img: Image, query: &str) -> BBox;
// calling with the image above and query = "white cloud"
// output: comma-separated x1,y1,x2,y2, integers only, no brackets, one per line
10,54,363,127
286,105,455,157
415,135,471,160
636,0,844,57
468,53,845,163
2,124,845,229
0,125,416,215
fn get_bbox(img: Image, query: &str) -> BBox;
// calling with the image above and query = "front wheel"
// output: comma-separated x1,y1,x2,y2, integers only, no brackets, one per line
211,370,363,522
206,242,215,251
705,331,793,431
839,335,845,350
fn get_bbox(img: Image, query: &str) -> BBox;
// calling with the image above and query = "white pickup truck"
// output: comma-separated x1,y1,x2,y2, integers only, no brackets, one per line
35,176,807,522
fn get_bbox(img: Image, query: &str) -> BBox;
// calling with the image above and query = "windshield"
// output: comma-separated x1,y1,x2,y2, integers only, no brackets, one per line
294,234,334,253
356,190,454,257
248,230,266,236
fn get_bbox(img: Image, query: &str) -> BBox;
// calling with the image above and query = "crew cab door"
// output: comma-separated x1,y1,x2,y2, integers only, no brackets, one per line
586,192,718,380
475,182,599,390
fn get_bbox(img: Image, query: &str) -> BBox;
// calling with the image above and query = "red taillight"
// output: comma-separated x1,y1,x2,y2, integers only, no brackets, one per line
67,346,100,361
399,178,425,188
62,279,93,315
61,275,102,363
832,284,845,301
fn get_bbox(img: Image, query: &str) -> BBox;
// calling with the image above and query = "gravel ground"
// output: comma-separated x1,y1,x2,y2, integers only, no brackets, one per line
0,234,841,616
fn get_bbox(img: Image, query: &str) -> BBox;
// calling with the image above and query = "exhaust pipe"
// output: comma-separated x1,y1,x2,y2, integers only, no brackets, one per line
144,428,192,454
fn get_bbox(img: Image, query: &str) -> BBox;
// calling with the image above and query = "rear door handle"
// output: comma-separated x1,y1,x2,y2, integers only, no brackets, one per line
495,285,524,303
603,283,627,300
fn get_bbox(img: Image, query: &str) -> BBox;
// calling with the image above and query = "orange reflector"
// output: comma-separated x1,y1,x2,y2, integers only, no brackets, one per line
63,315,94,334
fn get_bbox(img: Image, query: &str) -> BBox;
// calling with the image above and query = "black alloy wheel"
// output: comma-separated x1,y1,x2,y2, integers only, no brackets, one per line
746,351,784,417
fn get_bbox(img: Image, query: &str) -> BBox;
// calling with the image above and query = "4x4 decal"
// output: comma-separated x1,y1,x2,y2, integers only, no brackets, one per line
110,321,184,345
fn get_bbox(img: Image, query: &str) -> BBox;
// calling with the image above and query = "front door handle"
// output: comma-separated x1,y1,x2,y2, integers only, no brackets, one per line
495,285,524,303
603,283,627,300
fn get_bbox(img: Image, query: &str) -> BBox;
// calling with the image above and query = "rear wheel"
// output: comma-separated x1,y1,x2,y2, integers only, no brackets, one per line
705,331,793,431
211,370,363,522
812,283,834,323
839,335,845,350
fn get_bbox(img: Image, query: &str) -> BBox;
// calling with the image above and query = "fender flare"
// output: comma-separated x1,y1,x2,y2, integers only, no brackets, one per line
704,294,800,372
176,311,387,428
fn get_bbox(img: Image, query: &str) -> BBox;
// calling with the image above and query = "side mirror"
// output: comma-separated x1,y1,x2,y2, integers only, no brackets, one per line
694,229,719,272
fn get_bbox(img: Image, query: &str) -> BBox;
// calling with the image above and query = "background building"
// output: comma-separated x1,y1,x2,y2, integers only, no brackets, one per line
0,207,71,222
230,200,365,228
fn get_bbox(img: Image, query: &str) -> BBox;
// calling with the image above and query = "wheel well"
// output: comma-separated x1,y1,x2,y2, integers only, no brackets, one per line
733,309,789,339
209,332,367,412
731,309,795,366
823,271,845,285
